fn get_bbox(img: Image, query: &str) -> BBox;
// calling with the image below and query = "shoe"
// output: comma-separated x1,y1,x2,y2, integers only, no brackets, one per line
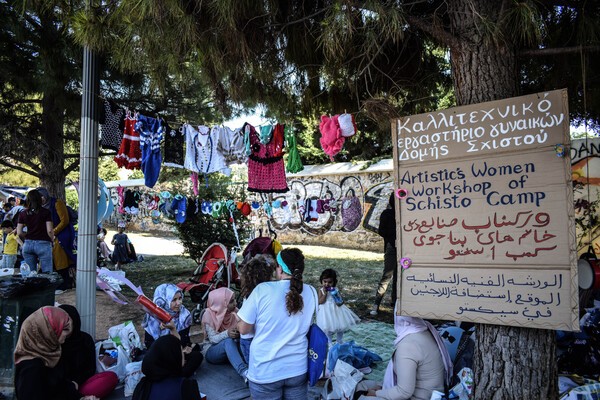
55,289,65,295
369,305,378,316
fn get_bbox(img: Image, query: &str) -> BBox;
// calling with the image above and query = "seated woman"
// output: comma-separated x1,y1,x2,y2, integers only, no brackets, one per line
58,305,119,399
132,335,203,400
143,283,202,377
14,306,99,400
358,311,453,400
201,287,248,382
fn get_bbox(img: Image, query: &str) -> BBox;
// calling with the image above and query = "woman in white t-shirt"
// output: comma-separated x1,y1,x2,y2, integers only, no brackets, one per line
237,248,316,400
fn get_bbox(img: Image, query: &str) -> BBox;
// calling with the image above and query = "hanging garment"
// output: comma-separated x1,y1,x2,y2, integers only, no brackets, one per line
246,123,289,193
319,115,344,162
100,100,125,151
114,111,141,170
214,126,247,165
163,122,185,168
183,124,231,176
136,115,164,188
123,190,140,215
285,126,304,173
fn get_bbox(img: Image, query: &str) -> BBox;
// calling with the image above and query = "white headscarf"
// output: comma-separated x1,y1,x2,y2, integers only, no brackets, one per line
143,283,191,340
382,306,453,390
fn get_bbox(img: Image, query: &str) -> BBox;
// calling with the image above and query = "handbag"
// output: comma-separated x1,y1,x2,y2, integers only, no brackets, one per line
307,287,328,386
341,191,362,232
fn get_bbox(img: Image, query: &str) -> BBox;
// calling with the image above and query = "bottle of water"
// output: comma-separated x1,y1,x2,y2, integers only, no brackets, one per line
20,261,30,279
330,287,344,305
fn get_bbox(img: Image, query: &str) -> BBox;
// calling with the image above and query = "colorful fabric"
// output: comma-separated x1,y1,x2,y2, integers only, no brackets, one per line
319,115,345,162
115,111,141,170
246,123,289,193
136,115,164,188
14,306,70,367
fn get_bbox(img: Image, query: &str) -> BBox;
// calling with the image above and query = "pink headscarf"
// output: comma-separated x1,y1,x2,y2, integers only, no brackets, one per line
201,288,238,340
14,306,70,367
382,307,453,390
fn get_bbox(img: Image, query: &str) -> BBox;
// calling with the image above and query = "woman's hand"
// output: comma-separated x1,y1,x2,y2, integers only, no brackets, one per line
366,385,382,396
182,346,193,355
160,320,180,339
228,326,240,339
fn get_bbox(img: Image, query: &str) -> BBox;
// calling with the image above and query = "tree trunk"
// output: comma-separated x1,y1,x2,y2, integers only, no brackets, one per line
39,94,66,200
447,1,558,399
37,13,68,201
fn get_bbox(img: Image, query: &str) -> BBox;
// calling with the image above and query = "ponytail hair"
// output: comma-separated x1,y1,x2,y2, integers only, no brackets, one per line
281,248,305,315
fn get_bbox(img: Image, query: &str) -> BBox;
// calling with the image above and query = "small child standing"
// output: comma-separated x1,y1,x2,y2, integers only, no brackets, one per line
1,220,23,271
317,268,360,345
110,222,130,270
238,254,276,363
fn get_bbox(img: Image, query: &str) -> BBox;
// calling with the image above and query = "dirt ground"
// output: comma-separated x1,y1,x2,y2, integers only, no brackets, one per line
55,230,203,342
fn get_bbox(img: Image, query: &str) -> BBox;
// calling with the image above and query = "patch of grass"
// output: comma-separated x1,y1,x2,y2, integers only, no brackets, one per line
118,245,395,323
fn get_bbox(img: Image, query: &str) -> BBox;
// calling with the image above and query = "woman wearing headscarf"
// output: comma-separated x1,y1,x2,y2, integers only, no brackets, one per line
237,247,316,399
13,306,98,400
201,287,248,382
16,189,54,273
58,305,119,399
358,309,453,400
132,335,203,400
142,283,202,377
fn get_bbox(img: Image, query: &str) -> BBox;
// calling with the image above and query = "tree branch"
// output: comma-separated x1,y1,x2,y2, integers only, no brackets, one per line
0,159,40,178
520,45,600,57
405,14,460,50
64,161,79,175
1,99,43,108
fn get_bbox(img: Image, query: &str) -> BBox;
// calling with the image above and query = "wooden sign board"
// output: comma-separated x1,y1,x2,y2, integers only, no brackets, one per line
392,89,578,331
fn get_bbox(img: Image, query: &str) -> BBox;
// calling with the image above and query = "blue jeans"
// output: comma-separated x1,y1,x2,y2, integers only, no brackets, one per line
240,337,252,363
22,240,53,273
249,373,308,400
205,338,248,378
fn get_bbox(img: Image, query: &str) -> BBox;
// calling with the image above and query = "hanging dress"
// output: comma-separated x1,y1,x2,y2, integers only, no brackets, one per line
136,114,164,188
163,122,185,168
183,123,231,176
246,123,288,193
100,100,125,151
114,111,141,170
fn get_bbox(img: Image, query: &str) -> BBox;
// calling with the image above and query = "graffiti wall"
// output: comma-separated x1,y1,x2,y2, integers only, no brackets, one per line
571,138,600,257
261,161,394,251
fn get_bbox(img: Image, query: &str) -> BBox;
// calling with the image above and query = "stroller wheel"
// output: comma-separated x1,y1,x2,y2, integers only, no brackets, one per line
192,308,205,324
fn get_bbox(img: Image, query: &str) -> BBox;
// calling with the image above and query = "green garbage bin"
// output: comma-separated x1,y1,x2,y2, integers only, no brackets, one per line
0,274,62,393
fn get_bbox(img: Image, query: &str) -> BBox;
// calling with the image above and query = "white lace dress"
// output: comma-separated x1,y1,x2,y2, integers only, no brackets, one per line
316,288,360,334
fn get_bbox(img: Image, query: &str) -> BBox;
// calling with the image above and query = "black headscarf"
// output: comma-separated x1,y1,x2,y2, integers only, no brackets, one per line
57,304,96,385
132,335,183,400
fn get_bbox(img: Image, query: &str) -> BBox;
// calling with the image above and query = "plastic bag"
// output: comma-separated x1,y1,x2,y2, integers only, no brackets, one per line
108,321,142,357
327,340,382,371
124,361,144,397
322,359,364,400
95,339,130,381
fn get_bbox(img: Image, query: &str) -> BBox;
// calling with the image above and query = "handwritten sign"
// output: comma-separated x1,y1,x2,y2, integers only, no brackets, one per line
392,89,578,330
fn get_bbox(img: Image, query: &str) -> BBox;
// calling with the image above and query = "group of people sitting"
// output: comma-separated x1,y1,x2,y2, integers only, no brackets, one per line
14,246,452,400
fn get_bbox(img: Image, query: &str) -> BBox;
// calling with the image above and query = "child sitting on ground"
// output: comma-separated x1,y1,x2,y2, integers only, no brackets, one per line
316,268,360,345
2,220,23,271
238,254,275,363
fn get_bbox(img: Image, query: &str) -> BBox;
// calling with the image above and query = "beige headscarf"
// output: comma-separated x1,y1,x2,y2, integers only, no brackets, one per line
14,306,70,367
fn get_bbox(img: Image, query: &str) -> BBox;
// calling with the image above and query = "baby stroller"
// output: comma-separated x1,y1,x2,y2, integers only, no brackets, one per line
177,243,241,323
